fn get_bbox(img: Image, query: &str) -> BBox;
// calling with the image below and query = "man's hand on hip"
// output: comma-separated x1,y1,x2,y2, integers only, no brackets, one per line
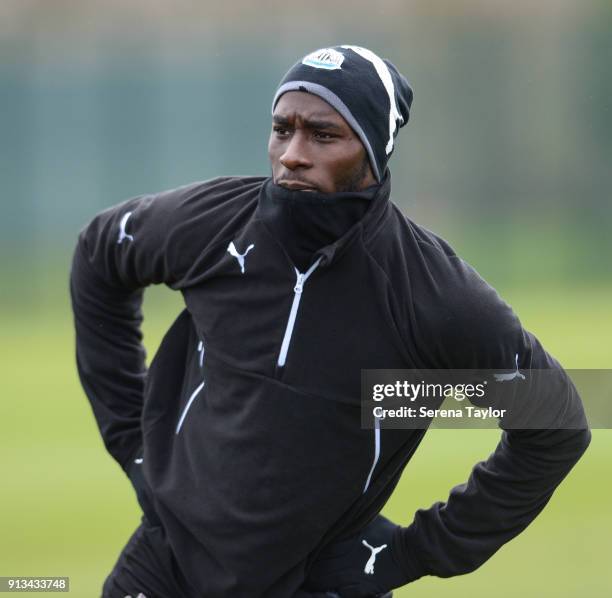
304,514,411,598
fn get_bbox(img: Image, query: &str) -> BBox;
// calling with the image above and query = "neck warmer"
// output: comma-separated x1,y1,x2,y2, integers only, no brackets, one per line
257,172,390,272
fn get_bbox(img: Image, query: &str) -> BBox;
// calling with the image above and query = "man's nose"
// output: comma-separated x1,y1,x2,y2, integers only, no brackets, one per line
279,133,312,170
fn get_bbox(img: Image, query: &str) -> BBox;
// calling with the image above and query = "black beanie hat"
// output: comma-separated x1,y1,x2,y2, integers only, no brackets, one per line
271,45,413,182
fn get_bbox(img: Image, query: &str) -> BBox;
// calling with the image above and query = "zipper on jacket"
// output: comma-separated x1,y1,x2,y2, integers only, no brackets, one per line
362,416,381,493
277,258,321,368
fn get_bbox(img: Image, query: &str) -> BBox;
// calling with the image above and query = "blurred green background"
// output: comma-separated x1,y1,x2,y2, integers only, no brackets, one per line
1,1,610,596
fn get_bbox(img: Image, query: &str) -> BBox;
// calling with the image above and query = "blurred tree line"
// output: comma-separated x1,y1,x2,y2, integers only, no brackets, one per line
0,1,610,297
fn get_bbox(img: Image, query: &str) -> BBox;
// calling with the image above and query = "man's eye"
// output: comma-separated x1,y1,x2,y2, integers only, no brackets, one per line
314,131,335,140
273,126,290,136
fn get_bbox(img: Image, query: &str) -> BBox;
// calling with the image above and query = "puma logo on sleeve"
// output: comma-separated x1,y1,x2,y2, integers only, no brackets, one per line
494,353,526,382
227,241,255,274
362,539,388,575
117,212,134,244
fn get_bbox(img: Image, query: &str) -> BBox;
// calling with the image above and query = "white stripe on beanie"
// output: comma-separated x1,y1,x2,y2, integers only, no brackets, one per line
341,45,404,155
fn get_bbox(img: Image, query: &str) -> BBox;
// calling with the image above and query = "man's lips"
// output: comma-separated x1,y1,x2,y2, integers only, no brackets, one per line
277,180,319,192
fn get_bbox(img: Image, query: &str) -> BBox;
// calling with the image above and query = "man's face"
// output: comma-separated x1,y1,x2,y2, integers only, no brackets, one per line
268,91,376,193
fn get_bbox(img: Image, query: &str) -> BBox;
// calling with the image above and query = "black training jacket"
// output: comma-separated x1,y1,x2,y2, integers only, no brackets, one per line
70,173,590,597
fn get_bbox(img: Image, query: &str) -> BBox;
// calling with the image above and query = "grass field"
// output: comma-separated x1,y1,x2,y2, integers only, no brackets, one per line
1,276,610,597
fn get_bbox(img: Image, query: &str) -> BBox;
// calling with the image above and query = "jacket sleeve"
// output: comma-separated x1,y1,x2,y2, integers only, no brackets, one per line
398,243,591,582
69,185,201,473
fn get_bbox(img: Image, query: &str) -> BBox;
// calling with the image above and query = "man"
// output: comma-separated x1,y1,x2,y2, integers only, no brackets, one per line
70,46,590,598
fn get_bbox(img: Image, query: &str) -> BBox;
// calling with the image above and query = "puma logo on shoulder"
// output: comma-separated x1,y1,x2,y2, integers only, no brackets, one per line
494,353,526,382
362,539,387,575
227,241,255,274
117,212,134,244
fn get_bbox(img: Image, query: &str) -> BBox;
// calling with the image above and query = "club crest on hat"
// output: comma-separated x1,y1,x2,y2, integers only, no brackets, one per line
302,48,345,71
